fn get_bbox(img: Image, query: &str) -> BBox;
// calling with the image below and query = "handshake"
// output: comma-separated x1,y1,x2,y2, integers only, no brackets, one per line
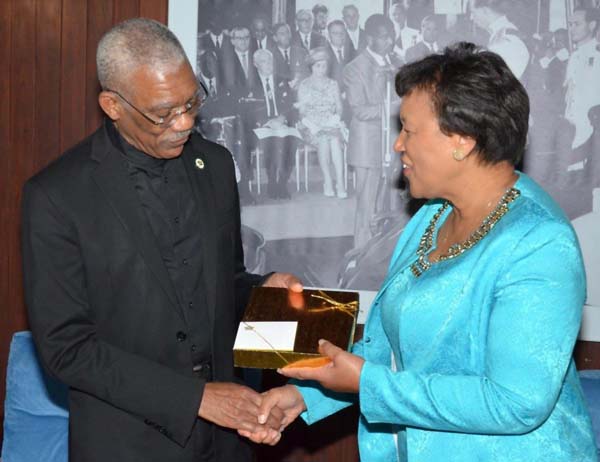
197,339,365,445
197,382,306,445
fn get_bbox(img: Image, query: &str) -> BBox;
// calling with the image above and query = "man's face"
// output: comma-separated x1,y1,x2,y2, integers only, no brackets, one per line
315,11,328,29
391,6,406,25
252,19,267,41
343,7,359,30
107,62,199,159
421,19,438,43
231,28,251,52
569,10,594,44
329,23,346,48
255,54,274,76
297,13,313,34
369,24,394,56
274,25,291,48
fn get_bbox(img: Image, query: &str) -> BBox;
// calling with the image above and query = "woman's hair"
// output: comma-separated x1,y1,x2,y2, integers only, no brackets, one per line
306,46,330,69
395,42,529,165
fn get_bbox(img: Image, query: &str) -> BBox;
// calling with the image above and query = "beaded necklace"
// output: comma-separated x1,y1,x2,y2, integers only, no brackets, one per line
410,187,521,277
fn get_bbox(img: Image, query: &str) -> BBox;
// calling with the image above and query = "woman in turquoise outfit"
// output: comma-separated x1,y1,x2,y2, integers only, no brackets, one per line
241,42,598,460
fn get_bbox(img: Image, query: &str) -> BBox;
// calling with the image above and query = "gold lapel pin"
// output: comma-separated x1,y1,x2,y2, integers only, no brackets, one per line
195,158,205,169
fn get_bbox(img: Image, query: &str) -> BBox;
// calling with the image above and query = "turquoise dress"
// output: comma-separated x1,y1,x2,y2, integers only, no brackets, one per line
295,173,597,461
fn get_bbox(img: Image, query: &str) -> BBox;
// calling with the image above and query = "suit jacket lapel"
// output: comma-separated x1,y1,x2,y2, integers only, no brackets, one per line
181,138,217,328
90,124,183,320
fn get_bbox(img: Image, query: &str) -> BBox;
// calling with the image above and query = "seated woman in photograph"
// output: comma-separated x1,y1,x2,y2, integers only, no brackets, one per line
297,47,347,198
243,42,598,461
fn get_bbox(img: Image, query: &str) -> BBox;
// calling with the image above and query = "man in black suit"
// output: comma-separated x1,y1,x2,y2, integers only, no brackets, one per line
312,4,329,36
342,4,367,53
292,9,327,51
404,15,441,64
248,49,298,199
271,22,309,90
21,18,300,462
199,18,232,60
222,26,258,93
326,19,355,84
249,15,275,55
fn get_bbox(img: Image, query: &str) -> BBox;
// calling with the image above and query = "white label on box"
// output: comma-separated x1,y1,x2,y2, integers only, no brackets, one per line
234,321,298,351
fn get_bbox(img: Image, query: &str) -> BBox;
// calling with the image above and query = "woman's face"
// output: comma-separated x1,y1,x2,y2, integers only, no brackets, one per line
312,59,328,77
394,89,466,199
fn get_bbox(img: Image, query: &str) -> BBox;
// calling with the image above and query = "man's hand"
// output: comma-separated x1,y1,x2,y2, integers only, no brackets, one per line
262,272,303,293
238,384,306,445
277,339,364,393
198,382,284,436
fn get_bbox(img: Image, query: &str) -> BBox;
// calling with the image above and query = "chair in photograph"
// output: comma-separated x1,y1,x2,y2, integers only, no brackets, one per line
300,142,351,193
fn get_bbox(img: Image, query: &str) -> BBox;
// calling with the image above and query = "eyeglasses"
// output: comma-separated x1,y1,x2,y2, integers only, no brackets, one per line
107,81,208,128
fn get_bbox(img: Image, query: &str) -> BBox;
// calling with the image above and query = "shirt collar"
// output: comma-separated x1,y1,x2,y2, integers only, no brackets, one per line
366,46,387,66
107,121,167,177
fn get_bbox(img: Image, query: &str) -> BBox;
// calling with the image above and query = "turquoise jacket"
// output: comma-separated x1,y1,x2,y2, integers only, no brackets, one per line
296,173,597,461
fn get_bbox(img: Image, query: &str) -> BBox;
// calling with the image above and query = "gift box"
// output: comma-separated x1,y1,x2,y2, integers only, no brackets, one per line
233,287,359,369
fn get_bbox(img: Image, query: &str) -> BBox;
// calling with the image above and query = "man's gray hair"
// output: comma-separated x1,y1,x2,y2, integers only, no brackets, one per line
296,9,314,22
97,18,187,90
253,48,273,65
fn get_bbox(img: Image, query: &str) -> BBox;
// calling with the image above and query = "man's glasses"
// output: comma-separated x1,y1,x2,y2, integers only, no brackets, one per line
107,80,209,128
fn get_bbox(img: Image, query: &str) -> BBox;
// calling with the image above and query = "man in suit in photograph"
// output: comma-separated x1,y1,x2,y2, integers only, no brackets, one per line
312,4,329,36
219,25,260,204
248,49,298,199
21,18,300,462
342,4,367,53
405,15,442,64
199,17,232,60
292,9,327,51
389,2,420,60
326,19,354,123
249,15,275,55
271,22,309,90
344,14,397,248
326,20,355,83
222,26,258,93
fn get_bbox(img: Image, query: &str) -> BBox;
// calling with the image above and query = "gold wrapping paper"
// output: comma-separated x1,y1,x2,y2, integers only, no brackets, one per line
234,287,359,369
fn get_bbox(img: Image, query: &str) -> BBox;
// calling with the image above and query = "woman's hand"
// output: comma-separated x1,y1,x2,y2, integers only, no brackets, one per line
238,384,306,445
278,339,365,393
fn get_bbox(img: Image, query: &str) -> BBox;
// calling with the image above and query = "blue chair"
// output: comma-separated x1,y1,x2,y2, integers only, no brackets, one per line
580,369,600,456
2,331,69,462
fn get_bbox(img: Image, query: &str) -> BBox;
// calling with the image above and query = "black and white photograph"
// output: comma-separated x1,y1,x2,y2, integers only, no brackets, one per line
171,0,600,305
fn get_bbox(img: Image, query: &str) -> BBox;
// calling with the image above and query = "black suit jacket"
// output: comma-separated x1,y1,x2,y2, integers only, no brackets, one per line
326,43,355,85
22,121,261,462
221,49,259,95
345,27,367,54
271,45,309,84
247,75,296,127
291,30,327,50
405,41,436,64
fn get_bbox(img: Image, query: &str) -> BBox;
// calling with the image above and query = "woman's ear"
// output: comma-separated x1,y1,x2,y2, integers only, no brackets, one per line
456,134,477,158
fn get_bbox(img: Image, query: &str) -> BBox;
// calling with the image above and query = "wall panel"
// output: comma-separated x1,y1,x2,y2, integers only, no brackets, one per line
60,0,87,152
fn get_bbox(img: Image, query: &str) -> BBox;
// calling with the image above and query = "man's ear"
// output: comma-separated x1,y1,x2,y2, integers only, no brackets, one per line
98,91,121,121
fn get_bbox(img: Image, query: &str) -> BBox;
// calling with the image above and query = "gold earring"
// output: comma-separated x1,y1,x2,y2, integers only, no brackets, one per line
452,149,465,161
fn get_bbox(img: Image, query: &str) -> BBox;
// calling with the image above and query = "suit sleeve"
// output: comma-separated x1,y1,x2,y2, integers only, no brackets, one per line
343,61,382,121
359,219,585,434
22,179,203,447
